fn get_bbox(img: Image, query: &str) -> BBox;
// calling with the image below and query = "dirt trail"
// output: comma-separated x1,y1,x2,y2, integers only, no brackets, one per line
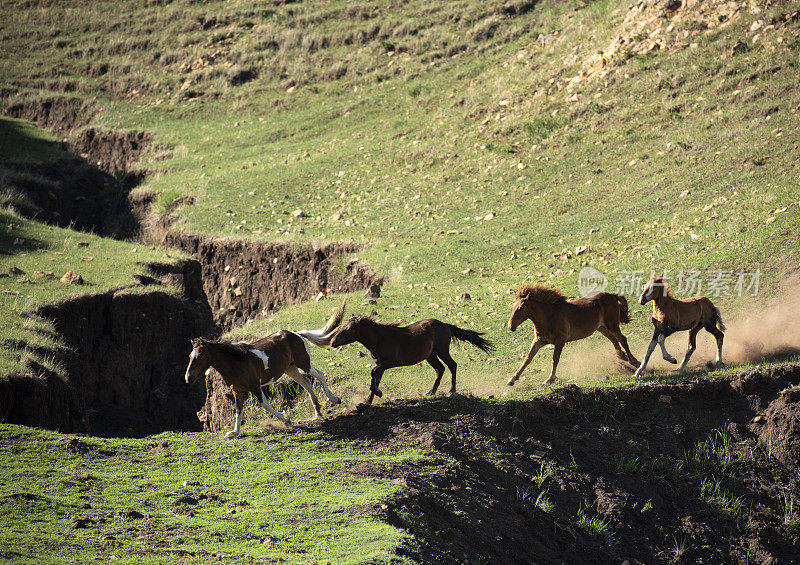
322,364,800,564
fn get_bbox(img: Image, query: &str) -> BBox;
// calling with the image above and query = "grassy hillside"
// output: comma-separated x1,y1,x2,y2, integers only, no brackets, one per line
1,0,800,560
2,0,799,392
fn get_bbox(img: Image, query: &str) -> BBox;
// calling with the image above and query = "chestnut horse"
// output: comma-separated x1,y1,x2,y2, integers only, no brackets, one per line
507,283,639,386
330,315,494,404
184,302,345,438
633,274,725,378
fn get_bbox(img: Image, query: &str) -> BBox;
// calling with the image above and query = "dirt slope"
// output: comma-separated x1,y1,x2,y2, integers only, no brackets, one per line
321,364,800,564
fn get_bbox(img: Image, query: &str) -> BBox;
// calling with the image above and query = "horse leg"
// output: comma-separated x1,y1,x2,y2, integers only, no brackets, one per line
508,339,544,386
705,322,725,368
286,367,324,420
676,326,701,373
658,333,678,364
598,327,626,362
542,343,564,385
257,387,292,425
425,355,446,396
370,364,389,399
225,390,248,439
306,362,341,405
633,330,660,378
439,350,458,394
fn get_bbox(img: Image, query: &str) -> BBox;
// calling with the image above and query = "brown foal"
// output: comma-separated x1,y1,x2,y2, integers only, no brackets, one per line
507,283,639,386
330,315,494,404
633,274,725,377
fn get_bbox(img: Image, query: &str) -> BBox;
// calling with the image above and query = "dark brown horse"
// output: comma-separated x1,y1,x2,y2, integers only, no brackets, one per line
507,283,639,386
634,274,725,377
329,315,494,404
184,303,345,438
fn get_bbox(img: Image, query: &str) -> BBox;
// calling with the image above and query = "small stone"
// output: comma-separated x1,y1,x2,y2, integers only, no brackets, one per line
290,209,307,218
330,212,343,221
575,245,588,255
356,351,364,358
659,394,671,404
315,291,325,301
60,271,84,285
752,414,765,423
483,212,495,221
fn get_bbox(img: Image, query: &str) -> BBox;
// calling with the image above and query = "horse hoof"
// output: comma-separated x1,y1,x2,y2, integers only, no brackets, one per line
665,356,678,364
224,431,239,439
329,396,341,405
372,388,383,398
541,378,556,386
506,378,516,387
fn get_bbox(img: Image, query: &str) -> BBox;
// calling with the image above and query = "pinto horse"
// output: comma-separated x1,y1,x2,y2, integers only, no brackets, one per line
633,274,725,378
507,283,639,386
329,315,494,404
184,302,345,438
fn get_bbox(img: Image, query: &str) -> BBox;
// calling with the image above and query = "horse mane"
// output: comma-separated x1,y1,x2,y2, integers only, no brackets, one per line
651,275,674,298
513,282,567,304
349,314,399,327
199,338,252,359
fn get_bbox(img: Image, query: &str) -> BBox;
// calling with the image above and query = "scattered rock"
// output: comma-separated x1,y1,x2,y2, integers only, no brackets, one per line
659,394,671,404
71,516,94,529
290,209,307,218
60,270,84,284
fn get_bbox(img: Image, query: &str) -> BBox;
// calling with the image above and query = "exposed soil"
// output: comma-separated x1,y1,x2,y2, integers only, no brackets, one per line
320,364,800,564
165,231,382,331
3,96,97,136
72,127,153,175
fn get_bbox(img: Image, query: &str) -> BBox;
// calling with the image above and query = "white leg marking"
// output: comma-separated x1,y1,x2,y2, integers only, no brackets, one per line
293,334,341,405
249,349,269,370
634,339,658,378
715,337,723,366
308,363,340,404
285,367,323,419
658,334,677,364
260,390,291,424
677,343,696,372
225,409,242,439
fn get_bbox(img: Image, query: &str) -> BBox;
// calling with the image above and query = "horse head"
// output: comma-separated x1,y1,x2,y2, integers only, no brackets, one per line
508,289,529,332
330,315,364,347
639,273,667,305
185,337,212,383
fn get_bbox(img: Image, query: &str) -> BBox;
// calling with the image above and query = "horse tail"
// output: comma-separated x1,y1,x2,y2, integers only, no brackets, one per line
446,324,495,353
714,306,726,332
295,299,347,347
616,294,632,324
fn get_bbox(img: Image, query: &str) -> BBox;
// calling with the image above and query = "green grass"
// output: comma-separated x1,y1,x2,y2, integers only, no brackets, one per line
2,0,798,396
1,0,799,560
0,424,419,564
576,504,616,546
